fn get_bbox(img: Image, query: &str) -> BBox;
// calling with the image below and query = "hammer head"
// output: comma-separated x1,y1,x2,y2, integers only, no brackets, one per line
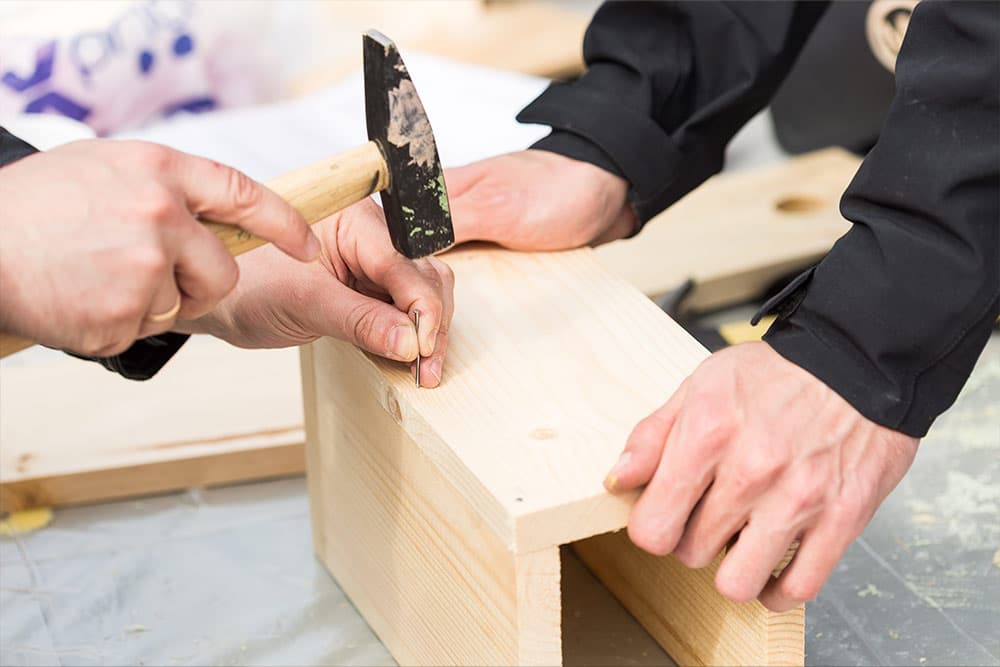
364,30,454,259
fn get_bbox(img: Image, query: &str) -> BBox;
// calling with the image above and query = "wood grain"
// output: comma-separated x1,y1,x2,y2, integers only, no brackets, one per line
0,339,304,512
307,337,545,666
574,530,805,666
310,246,708,554
595,148,858,312
305,244,803,665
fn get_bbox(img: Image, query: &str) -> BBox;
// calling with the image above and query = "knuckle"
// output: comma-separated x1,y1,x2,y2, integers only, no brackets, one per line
129,245,169,278
786,477,828,517
715,574,755,603
732,456,784,496
227,169,262,213
433,258,455,285
137,188,177,223
131,142,172,170
346,301,380,345
627,519,675,557
780,576,821,603
628,415,668,450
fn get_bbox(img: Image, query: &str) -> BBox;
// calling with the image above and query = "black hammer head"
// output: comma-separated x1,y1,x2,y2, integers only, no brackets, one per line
364,30,454,259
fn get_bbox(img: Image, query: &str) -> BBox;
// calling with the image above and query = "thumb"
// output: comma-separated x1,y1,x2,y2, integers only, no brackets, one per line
319,288,418,362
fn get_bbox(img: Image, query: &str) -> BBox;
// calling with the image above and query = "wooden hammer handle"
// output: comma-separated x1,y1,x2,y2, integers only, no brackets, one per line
0,141,388,359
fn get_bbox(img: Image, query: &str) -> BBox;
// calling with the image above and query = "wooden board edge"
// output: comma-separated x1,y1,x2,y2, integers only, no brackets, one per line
573,529,804,666
516,546,563,666
0,441,304,513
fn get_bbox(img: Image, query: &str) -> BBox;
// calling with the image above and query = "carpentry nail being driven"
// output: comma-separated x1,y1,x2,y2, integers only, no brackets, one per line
1,2,997,666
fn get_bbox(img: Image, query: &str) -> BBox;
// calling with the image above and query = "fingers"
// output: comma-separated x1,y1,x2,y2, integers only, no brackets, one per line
671,482,750,569
714,516,800,604
359,251,454,362
757,511,858,612
172,217,241,319
136,278,182,339
605,380,688,492
326,287,422,363
172,151,320,263
410,257,455,388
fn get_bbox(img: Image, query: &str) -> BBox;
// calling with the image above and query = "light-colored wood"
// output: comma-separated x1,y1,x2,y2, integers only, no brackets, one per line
0,338,303,512
0,141,388,358
290,1,588,96
574,530,804,666
0,335,33,359
310,246,707,554
595,148,858,312
305,244,802,665
307,336,559,665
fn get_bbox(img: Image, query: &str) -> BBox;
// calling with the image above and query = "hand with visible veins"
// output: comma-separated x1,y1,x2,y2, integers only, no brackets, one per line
176,198,455,388
604,341,920,611
0,139,318,356
446,150,638,250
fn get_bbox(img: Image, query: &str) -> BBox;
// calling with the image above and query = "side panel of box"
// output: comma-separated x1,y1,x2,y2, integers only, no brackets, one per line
305,339,561,666
574,530,804,667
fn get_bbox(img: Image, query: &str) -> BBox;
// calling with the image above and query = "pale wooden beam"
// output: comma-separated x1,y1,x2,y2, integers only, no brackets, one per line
304,244,804,665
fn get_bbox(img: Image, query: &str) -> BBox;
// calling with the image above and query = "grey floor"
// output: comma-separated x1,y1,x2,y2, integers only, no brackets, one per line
2,331,996,666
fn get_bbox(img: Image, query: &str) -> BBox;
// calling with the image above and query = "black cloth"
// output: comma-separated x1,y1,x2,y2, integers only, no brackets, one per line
0,126,188,380
519,1,999,437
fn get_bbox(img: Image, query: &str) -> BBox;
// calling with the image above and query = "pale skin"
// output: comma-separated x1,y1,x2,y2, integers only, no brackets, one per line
0,139,452,386
446,149,921,611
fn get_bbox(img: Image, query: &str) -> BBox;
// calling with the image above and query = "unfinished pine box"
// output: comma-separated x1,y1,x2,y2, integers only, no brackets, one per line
301,246,804,666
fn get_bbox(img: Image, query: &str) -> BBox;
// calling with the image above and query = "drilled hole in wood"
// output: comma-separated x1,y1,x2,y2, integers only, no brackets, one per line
775,195,826,213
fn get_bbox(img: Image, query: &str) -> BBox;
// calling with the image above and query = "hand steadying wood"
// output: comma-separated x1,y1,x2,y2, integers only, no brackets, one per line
0,30,453,360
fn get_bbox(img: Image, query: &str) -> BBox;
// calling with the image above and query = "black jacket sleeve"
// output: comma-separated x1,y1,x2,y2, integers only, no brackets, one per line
760,1,999,436
0,126,188,380
517,1,998,437
517,1,829,224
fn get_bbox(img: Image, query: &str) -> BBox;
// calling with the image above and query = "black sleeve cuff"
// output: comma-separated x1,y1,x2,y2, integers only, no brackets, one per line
518,86,687,225
3,127,189,380
0,127,39,167
69,333,190,381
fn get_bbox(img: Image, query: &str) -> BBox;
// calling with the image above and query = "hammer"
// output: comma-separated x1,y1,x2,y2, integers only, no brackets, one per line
0,30,454,359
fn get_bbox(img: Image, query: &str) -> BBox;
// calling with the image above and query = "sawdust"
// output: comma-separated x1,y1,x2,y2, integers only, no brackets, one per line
907,470,1000,551
857,583,887,598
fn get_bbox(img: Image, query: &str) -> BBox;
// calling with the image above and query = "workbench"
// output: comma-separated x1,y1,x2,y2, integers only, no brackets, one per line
1,54,997,666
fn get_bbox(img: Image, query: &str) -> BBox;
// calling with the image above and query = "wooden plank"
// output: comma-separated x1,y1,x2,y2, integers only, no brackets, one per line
289,1,588,96
307,338,549,665
0,338,304,512
305,244,801,665
595,148,858,312
574,530,804,666
310,246,708,554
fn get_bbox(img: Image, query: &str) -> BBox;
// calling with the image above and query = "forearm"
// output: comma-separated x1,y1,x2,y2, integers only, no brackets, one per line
761,0,999,436
518,1,829,226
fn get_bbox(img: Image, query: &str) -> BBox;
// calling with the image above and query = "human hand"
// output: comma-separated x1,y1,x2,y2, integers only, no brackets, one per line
179,198,455,388
0,139,318,356
604,341,920,611
446,150,637,250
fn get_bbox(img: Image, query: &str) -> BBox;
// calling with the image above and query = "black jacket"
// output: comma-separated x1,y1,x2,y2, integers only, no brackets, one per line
518,0,998,437
0,127,188,379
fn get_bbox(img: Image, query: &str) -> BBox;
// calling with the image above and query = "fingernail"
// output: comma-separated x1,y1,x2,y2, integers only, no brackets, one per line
604,451,632,491
305,232,322,261
388,325,416,361
426,357,443,385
